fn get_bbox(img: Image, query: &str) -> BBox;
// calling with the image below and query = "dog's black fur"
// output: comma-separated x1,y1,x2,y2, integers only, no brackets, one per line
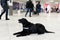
13,18,54,37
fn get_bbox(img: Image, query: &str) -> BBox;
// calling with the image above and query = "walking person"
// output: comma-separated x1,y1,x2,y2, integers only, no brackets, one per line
36,1,41,15
0,0,11,20
25,0,34,17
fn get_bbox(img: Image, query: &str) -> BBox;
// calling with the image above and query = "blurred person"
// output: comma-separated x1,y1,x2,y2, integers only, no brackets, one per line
56,8,59,13
45,7,48,13
59,4,60,9
47,4,51,13
0,0,11,20
59,4,60,12
25,0,34,17
36,1,41,15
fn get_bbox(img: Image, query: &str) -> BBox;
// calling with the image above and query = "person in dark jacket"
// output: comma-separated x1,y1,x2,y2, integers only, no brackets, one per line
36,1,41,15
0,0,11,20
25,0,34,17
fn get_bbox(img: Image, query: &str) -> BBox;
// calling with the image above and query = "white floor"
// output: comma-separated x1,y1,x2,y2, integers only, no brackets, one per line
0,6,60,40
0,12,60,40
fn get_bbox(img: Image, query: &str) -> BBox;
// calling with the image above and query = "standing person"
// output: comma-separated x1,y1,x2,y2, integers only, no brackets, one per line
36,1,41,15
0,0,11,20
25,0,34,17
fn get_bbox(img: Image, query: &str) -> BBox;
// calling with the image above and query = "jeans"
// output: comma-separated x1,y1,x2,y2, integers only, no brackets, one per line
25,8,33,17
36,8,41,15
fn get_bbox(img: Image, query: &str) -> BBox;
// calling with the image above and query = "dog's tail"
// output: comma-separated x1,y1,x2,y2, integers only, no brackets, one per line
45,30,55,33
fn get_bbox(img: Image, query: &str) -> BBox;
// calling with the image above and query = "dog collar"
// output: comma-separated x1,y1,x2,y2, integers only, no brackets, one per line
23,27,29,29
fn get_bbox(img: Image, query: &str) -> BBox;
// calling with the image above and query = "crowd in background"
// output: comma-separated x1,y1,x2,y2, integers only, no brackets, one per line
0,0,60,17
13,0,60,13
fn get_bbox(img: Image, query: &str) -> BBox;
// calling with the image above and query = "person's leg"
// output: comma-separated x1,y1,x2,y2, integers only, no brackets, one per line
25,8,29,17
37,9,39,15
36,8,39,15
29,8,32,17
38,9,39,15
5,7,9,20
0,6,5,19
40,8,41,13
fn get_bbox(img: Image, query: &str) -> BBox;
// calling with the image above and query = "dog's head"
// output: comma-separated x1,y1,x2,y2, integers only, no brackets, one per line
18,18,28,25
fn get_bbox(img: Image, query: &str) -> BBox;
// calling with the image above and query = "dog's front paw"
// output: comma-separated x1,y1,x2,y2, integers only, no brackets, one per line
16,35,23,37
13,33,20,35
13,33,16,35
16,34,27,37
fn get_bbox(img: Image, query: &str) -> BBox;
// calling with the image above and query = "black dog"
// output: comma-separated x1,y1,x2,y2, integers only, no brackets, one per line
13,18,54,37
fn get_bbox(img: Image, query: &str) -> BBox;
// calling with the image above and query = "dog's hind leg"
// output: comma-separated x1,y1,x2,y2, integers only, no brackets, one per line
37,29,45,34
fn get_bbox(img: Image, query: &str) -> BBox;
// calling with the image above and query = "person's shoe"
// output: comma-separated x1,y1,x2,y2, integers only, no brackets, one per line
0,15,1,20
6,18,10,20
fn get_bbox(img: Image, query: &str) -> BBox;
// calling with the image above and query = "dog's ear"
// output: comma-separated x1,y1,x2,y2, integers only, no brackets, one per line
21,18,28,22
18,18,26,21
18,18,28,23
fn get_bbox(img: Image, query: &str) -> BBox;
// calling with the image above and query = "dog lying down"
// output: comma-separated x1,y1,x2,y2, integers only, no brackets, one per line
13,18,54,37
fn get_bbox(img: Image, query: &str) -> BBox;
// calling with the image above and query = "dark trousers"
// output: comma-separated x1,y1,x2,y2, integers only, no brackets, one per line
36,8,41,15
0,5,9,19
25,8,32,17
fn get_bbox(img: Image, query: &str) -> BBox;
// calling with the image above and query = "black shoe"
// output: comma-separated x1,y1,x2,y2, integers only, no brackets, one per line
0,15,1,20
6,18,10,20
